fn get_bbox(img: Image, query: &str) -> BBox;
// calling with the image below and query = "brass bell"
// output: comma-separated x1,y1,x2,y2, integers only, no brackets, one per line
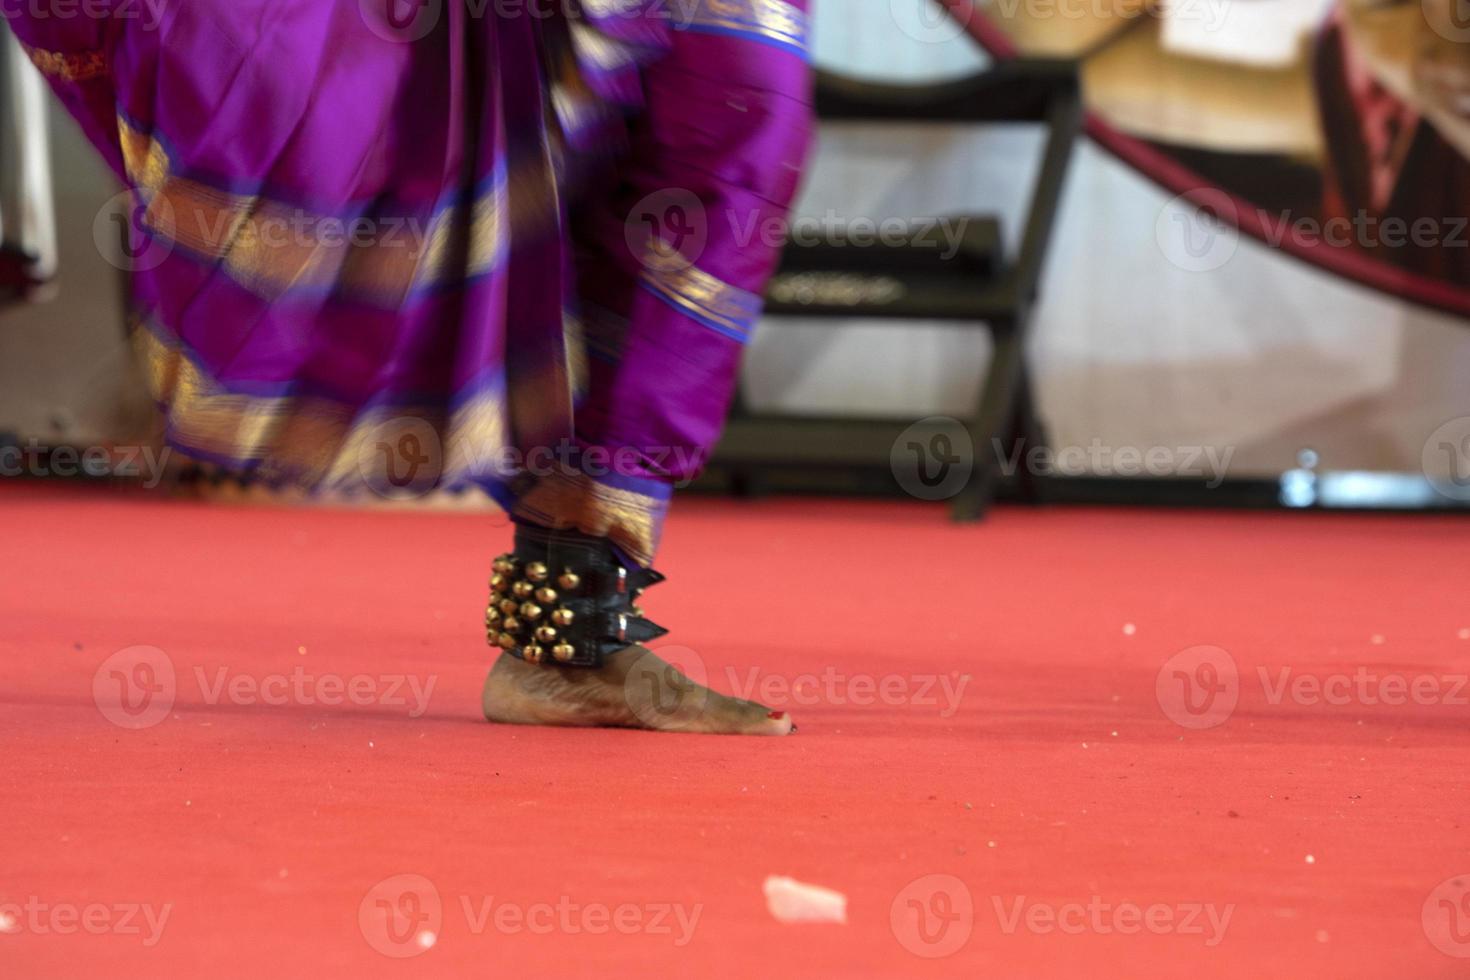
497,632,517,650
557,570,581,591
520,602,542,621
631,605,644,617
526,561,549,583
522,644,545,664
490,573,507,593
493,557,514,575
512,580,534,599
503,616,521,632
485,606,502,625
552,642,576,662
551,607,575,627
534,625,558,644
499,598,519,616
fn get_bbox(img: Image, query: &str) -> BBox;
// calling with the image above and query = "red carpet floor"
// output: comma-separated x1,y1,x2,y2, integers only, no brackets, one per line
3,483,1469,978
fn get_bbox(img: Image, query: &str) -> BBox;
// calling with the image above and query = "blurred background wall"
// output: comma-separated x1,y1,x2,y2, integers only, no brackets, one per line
746,0,1470,479
3,0,1468,481
0,98,147,448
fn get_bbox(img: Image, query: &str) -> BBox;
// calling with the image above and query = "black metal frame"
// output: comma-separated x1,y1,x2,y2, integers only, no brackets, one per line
714,59,1084,520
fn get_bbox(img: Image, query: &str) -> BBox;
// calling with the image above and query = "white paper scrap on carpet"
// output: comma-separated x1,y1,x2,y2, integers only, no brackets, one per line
763,875,848,924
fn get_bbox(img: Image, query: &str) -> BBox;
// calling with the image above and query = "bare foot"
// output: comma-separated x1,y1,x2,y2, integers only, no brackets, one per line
481,646,795,735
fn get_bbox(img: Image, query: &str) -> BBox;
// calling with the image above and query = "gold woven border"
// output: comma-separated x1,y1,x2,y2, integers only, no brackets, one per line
116,115,561,305
134,320,660,564
676,0,808,51
580,0,807,52
22,44,108,83
133,322,507,490
511,468,664,568
568,21,637,72
641,247,762,340
548,42,619,140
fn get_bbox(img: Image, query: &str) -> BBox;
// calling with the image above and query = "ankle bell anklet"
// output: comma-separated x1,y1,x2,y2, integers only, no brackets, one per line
485,523,668,668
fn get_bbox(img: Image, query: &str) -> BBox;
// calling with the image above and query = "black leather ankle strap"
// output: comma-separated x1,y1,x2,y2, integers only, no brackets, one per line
485,523,668,668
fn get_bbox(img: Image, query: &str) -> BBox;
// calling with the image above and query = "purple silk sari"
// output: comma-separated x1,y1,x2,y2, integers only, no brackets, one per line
5,0,813,566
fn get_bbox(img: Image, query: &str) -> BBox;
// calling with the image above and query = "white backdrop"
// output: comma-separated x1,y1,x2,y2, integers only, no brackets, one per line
745,0,1470,481
3,2,1468,485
